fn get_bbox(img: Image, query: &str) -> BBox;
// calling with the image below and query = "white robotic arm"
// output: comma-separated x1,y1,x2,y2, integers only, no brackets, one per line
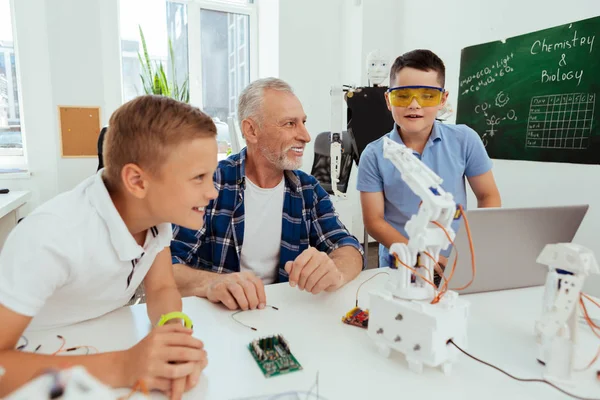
366,138,468,375
534,243,600,381
382,137,457,301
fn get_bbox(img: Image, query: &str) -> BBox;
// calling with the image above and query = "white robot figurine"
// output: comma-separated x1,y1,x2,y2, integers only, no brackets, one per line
367,137,469,375
328,49,390,197
365,49,390,87
534,243,599,381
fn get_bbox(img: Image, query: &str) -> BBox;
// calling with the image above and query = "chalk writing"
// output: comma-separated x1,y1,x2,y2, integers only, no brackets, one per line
495,91,510,107
459,53,514,94
530,31,595,55
525,92,595,150
475,94,517,147
541,68,583,86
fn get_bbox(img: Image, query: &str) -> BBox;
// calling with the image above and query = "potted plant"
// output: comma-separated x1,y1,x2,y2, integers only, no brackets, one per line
137,25,189,103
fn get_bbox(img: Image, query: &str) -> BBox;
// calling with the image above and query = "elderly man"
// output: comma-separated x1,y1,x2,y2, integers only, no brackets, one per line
171,78,364,311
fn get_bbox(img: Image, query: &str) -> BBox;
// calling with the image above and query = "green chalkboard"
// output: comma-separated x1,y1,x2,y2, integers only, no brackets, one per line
456,16,600,164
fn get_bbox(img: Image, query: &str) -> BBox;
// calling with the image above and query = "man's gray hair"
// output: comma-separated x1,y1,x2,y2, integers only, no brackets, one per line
237,77,294,129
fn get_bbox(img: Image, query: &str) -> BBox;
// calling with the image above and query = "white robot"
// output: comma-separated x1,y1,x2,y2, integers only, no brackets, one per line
367,137,469,375
329,49,390,197
534,243,599,381
365,49,389,87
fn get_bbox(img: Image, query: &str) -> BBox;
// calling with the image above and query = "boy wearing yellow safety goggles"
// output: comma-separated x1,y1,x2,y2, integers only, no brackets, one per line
357,49,501,271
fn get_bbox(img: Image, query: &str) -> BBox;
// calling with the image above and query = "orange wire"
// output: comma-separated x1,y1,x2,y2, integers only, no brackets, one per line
119,379,149,400
430,221,458,303
422,251,448,285
51,335,66,355
415,255,435,283
451,205,476,291
355,271,389,307
582,293,600,310
430,205,477,303
574,344,600,372
574,294,600,371
580,297,600,339
580,295,600,331
393,205,477,305
392,253,438,290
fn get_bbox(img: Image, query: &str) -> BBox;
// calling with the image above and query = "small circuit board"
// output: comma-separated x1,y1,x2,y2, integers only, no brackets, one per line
248,335,302,378
342,306,369,328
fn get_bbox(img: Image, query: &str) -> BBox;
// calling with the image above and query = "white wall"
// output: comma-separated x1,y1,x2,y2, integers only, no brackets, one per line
47,0,121,193
276,0,404,240
6,0,58,216
360,0,400,84
395,0,600,294
5,0,121,214
278,0,343,172
257,0,279,78
277,0,361,232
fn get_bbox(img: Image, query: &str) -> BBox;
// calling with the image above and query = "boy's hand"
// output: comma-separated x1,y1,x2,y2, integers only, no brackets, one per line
285,248,344,294
438,255,448,267
206,271,266,311
122,324,206,395
168,352,208,399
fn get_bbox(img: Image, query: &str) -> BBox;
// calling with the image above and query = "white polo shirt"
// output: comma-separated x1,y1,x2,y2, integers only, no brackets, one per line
0,170,172,331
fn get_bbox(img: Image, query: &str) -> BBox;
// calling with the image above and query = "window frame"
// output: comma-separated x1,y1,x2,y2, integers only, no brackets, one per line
169,0,258,110
0,0,27,167
118,0,257,158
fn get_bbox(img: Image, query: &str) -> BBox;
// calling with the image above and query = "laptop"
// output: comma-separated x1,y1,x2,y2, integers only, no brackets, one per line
447,204,589,294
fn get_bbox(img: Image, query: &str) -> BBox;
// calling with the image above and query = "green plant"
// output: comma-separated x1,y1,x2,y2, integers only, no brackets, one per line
137,25,189,103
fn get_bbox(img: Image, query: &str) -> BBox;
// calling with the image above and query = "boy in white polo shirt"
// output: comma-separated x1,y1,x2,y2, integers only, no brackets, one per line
0,95,219,399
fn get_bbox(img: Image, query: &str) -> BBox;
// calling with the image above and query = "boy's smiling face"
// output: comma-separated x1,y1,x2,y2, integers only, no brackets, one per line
385,67,449,138
146,136,219,230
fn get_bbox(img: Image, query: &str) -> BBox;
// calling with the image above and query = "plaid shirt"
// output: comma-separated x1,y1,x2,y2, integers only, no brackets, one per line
171,149,364,283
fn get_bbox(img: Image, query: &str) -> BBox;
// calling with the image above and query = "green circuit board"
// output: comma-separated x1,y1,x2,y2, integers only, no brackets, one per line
248,335,302,378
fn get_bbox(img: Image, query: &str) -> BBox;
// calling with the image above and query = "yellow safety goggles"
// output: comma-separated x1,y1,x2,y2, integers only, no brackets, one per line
387,85,445,107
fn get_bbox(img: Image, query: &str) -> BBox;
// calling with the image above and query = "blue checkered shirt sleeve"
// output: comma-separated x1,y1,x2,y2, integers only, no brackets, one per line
171,221,215,270
309,180,365,265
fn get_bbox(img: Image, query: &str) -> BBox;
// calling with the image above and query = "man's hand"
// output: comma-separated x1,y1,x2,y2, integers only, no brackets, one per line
205,271,266,310
122,324,207,398
285,248,344,294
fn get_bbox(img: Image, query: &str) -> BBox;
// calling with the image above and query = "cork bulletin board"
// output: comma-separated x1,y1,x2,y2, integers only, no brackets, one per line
58,106,101,157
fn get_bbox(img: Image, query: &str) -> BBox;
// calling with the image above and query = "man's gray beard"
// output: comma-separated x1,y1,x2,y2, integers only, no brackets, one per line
260,146,302,170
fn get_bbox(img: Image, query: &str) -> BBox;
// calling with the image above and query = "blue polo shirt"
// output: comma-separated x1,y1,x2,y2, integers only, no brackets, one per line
357,121,492,267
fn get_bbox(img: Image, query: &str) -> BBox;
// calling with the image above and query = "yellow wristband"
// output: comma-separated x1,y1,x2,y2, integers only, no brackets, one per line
157,312,193,329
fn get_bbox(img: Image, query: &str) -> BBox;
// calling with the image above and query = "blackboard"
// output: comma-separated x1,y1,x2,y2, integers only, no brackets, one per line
456,16,600,164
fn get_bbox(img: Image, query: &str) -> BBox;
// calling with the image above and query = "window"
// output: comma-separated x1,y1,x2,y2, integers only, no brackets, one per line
119,0,188,103
200,9,250,123
0,0,24,158
119,0,257,158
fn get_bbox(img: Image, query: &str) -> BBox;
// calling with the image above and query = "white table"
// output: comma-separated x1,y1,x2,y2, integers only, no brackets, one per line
0,190,30,248
22,269,600,400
